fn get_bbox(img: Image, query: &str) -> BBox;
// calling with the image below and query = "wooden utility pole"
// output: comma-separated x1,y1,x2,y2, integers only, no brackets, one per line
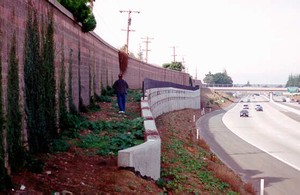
141,36,153,63
181,55,186,73
120,10,140,54
170,46,177,62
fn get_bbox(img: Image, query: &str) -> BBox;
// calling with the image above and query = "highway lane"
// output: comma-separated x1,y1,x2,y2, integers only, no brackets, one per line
223,97,300,171
196,95,300,195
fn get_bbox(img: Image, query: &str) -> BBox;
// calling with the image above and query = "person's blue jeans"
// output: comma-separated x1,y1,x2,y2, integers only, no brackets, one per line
117,93,126,112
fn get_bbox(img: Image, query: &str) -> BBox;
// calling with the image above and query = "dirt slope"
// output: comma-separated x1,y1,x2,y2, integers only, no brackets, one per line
4,89,255,194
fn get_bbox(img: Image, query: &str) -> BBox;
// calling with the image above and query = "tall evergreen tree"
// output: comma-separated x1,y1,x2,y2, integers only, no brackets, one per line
59,46,67,130
7,32,23,171
68,49,77,114
24,9,56,153
0,22,8,190
41,11,57,141
24,9,42,153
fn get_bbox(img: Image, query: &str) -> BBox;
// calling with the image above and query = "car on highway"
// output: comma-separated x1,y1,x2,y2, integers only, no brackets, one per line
255,105,263,111
240,109,249,117
243,104,249,109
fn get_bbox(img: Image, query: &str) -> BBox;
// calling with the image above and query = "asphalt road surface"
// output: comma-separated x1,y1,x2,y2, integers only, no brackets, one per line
197,95,300,195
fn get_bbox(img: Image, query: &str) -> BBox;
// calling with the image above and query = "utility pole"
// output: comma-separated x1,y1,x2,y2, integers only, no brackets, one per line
141,36,153,63
181,55,186,73
170,46,177,62
120,10,140,54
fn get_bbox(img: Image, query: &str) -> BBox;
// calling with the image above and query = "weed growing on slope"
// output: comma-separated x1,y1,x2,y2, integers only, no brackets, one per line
160,137,234,194
51,89,144,155
156,105,255,194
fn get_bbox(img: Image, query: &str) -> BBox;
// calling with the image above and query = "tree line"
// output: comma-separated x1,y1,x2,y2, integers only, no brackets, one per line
203,70,233,85
286,74,300,87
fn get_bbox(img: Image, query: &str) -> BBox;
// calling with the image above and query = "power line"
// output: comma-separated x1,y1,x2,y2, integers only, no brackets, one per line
120,10,140,54
141,36,153,63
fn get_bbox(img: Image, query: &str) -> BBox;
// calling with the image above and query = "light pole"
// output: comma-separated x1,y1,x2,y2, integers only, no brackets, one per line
120,10,140,54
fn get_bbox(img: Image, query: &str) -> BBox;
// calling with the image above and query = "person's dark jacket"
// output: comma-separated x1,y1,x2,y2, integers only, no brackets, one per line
113,79,129,94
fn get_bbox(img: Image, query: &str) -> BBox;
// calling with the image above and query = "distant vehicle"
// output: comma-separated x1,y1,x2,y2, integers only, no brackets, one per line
255,105,263,111
243,104,249,109
240,109,249,117
247,99,250,102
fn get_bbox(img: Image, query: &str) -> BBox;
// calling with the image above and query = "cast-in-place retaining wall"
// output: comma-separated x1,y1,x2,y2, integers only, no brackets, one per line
118,87,200,180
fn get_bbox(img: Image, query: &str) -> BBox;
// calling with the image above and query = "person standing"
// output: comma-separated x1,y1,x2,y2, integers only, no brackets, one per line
113,73,129,114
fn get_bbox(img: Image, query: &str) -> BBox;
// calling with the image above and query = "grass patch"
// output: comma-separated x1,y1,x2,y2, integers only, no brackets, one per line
161,137,234,193
127,89,142,102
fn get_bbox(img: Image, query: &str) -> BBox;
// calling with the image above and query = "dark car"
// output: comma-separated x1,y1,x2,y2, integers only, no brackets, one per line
243,104,249,109
255,105,263,111
240,109,249,117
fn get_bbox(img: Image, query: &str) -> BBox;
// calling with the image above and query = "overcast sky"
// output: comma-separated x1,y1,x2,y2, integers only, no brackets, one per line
93,0,300,84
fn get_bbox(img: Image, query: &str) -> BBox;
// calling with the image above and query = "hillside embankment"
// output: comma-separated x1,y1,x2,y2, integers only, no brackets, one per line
5,88,255,194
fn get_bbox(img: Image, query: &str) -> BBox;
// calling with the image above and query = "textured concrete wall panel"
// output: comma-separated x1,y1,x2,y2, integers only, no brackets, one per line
0,0,190,116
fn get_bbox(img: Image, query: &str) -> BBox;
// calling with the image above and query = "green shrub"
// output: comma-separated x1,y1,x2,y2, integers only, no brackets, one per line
82,14,97,32
99,95,113,102
76,134,110,149
101,86,115,96
127,89,142,102
25,154,44,174
88,95,101,112
73,117,145,156
61,113,87,130
50,139,70,153
58,0,96,32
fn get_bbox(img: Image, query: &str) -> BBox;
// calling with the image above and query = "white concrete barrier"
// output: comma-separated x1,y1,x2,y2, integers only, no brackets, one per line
118,87,200,180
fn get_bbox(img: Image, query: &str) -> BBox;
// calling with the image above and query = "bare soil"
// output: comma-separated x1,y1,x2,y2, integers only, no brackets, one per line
4,89,255,194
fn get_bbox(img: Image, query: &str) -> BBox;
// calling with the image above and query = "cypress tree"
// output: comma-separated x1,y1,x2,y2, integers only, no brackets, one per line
78,48,87,112
59,46,67,130
68,49,77,114
41,10,57,142
0,21,9,190
7,32,23,171
88,51,92,102
24,9,41,153
24,8,56,153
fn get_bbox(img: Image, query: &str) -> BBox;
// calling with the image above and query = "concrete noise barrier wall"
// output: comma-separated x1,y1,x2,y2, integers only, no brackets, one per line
118,87,200,180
